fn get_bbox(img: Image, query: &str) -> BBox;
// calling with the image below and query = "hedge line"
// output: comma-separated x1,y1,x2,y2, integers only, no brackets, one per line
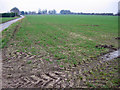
0,13,18,17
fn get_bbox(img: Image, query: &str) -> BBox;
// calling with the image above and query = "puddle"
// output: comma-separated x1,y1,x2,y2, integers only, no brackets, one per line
95,44,119,61
101,49,120,61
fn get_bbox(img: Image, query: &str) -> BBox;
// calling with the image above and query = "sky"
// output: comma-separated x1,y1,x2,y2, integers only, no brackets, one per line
0,0,119,14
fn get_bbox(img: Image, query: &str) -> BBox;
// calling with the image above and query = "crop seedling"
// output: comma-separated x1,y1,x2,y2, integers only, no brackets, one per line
60,65,64,68
87,82,96,88
45,58,50,62
27,60,32,64
79,76,83,80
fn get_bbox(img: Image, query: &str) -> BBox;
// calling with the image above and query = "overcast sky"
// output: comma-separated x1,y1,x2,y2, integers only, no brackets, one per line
0,0,119,14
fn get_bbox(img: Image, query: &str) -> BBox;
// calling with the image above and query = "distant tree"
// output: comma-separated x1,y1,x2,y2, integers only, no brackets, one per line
53,9,56,14
10,7,20,16
31,11,36,15
48,10,51,14
45,10,47,14
24,12,28,15
41,10,47,14
60,10,71,14
38,9,42,14
48,9,56,14
21,11,24,15
28,11,32,15
60,10,64,14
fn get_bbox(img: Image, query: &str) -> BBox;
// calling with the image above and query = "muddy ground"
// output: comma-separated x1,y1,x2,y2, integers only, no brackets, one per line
2,48,119,88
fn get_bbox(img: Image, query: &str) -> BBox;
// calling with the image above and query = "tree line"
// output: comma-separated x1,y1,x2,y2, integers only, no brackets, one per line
21,9,56,15
20,9,117,16
1,8,117,16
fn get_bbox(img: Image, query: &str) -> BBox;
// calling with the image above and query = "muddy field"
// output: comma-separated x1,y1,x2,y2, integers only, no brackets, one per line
1,15,119,88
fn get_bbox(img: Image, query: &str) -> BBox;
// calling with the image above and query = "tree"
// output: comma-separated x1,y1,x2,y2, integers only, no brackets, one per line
60,10,71,14
38,9,42,14
53,9,56,14
24,12,28,15
31,11,36,15
48,9,56,15
10,7,20,16
42,10,47,14
21,11,24,15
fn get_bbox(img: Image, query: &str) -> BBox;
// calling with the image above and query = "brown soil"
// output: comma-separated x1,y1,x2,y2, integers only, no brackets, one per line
95,44,117,54
115,37,120,40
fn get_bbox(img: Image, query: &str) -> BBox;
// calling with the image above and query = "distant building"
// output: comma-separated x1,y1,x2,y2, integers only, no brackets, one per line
10,7,20,16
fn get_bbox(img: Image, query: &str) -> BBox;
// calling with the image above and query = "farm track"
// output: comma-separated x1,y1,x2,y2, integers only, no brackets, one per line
0,16,25,32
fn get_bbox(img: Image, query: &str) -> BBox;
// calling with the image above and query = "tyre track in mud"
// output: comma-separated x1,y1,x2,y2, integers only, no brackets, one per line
2,49,88,88
2,47,120,88
13,71,66,88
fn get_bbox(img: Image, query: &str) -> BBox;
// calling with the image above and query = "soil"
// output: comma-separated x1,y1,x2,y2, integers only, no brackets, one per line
95,44,117,51
115,37,120,40
2,48,119,88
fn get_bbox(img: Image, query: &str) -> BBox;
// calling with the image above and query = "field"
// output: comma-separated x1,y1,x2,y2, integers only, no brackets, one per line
2,15,119,88
0,17,18,24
